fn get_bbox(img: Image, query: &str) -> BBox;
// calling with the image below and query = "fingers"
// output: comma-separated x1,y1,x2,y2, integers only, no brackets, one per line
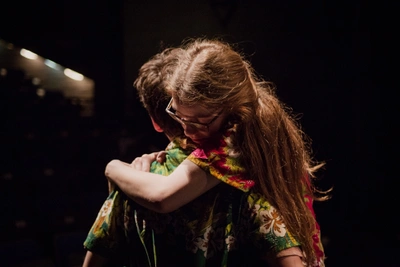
130,157,149,172
156,151,167,163
130,151,168,171
130,153,157,172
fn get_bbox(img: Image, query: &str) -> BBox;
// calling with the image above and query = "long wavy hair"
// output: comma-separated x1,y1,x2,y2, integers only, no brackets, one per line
166,38,330,265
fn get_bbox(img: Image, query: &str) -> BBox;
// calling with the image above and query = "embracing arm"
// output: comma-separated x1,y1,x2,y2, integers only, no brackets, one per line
275,247,305,267
105,159,220,213
264,247,305,267
82,251,108,267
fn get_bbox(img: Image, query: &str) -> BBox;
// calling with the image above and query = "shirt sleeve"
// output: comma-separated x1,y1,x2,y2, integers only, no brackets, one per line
83,190,126,258
244,192,302,254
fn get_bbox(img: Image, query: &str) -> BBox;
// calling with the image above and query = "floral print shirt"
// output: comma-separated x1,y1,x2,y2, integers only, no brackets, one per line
186,127,325,266
84,132,324,266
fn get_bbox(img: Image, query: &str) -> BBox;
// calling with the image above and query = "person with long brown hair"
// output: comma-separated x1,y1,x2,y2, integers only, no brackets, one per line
84,46,308,267
105,38,330,266
165,38,330,266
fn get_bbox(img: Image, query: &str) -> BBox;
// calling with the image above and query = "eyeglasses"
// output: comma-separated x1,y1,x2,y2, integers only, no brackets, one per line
165,98,222,131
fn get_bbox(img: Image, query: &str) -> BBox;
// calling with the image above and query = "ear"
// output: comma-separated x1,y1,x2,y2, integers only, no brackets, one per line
150,117,164,132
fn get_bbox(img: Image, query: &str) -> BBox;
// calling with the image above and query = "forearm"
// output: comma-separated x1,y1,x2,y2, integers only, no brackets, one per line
105,159,219,213
82,251,108,267
275,256,304,267
266,247,305,267
105,159,169,203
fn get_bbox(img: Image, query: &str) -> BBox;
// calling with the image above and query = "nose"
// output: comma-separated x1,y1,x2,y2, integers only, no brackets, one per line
181,123,198,136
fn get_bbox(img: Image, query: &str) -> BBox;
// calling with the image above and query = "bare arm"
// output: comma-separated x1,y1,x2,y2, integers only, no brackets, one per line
275,255,304,267
105,159,220,213
266,247,305,267
82,251,108,267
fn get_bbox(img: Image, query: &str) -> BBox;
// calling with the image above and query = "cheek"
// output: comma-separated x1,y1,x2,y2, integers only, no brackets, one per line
206,123,223,137
196,131,212,139
209,117,226,134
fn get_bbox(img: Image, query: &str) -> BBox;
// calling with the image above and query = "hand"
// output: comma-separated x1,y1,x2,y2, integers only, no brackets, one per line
154,151,167,163
130,152,162,172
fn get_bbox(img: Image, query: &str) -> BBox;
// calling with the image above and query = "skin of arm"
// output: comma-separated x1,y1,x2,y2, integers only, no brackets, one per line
265,247,305,267
105,158,221,213
276,255,305,267
82,251,108,267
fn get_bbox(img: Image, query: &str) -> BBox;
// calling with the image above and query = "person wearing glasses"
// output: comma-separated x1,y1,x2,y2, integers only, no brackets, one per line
83,46,309,267
105,38,329,267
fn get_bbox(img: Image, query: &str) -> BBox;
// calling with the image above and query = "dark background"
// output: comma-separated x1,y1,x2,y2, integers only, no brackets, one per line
1,1,391,266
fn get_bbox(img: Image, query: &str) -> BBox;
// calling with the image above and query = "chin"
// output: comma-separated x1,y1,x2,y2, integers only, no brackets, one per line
190,138,205,145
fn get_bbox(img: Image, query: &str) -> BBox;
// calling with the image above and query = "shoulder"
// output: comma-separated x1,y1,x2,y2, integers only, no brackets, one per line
187,127,254,192
150,139,192,175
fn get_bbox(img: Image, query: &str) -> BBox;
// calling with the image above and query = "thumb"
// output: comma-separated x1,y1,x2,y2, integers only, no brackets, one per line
156,151,167,163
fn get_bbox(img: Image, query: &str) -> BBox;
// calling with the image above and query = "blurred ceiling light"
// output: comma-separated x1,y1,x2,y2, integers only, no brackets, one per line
44,59,61,70
36,88,46,98
20,48,38,60
32,77,41,85
0,68,7,76
64,68,84,81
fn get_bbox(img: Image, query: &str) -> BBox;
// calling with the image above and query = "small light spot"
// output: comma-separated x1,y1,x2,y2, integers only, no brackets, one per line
0,68,7,76
15,220,27,229
43,168,54,177
36,88,46,98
